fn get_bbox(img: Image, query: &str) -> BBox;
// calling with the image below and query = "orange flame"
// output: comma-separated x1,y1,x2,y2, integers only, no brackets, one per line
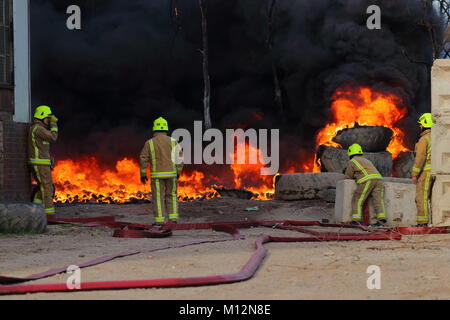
54,158,148,204
316,87,409,161
54,86,407,203
229,142,275,200
54,141,275,203
53,157,222,204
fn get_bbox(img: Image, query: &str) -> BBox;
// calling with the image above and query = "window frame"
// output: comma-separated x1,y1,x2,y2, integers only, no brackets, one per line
0,0,13,85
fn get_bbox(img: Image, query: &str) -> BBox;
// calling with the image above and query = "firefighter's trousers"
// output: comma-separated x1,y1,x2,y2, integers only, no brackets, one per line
352,179,386,222
32,165,55,215
416,171,433,224
151,178,179,223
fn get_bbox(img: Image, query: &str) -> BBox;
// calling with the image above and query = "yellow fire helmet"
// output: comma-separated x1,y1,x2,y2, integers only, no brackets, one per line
153,117,169,132
418,113,434,129
34,105,53,120
348,143,364,157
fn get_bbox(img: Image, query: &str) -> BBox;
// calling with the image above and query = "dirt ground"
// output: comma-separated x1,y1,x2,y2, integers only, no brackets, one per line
1,198,450,300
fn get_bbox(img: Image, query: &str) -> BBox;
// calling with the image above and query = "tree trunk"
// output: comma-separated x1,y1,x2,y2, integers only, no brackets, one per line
267,0,284,118
420,0,442,59
199,0,212,129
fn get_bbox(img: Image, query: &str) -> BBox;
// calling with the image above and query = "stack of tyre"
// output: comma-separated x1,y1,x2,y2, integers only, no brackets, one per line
317,126,414,178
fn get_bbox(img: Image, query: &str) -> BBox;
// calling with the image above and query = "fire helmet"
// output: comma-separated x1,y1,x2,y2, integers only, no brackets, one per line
34,106,53,120
418,113,434,129
153,117,169,132
348,144,364,157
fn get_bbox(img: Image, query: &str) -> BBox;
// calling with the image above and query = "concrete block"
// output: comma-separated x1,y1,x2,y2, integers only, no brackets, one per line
368,182,417,227
335,179,417,227
431,114,450,175
431,175,450,227
275,173,345,201
317,188,336,203
432,59,450,113
383,177,414,184
334,180,357,224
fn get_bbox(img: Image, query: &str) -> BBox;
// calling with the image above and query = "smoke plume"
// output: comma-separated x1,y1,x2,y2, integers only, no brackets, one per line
31,0,445,168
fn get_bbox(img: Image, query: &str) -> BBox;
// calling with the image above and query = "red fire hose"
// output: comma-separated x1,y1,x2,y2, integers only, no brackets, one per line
393,226,450,235
0,215,445,296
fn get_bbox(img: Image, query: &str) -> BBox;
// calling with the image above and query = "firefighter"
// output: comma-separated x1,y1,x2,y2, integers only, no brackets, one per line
140,117,184,225
345,144,387,227
412,113,434,227
28,105,59,215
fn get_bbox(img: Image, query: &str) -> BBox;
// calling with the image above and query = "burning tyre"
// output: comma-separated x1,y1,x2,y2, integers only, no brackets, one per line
0,203,47,234
317,145,393,177
392,151,415,178
332,126,394,152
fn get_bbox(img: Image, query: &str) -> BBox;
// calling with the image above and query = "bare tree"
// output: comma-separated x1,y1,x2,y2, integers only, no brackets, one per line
420,0,442,59
266,0,284,118
199,0,212,129
436,0,450,58
169,0,182,58
420,0,450,59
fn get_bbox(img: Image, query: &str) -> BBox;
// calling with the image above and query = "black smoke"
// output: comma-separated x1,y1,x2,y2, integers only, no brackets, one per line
31,0,445,168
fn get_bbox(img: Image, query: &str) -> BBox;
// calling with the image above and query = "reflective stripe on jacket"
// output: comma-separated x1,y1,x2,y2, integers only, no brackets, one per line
412,130,431,178
140,132,184,179
345,156,383,184
27,121,58,166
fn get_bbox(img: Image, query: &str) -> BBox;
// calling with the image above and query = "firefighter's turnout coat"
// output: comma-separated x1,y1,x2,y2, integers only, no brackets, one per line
412,129,432,224
140,132,184,223
28,120,58,215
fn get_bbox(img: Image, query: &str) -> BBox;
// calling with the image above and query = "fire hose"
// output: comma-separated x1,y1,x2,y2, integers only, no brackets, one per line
0,215,447,296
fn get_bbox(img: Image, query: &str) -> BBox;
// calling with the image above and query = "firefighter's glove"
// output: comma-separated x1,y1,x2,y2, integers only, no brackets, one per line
50,116,59,124
141,176,149,185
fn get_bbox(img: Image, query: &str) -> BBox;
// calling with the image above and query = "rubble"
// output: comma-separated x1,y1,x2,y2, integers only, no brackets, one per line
213,187,256,200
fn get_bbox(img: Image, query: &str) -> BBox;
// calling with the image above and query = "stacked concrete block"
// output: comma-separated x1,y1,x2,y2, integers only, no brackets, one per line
335,179,417,227
431,116,450,175
431,176,450,226
431,59,450,226
431,59,450,115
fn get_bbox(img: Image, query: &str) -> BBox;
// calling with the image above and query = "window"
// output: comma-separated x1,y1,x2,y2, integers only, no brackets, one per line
0,0,12,85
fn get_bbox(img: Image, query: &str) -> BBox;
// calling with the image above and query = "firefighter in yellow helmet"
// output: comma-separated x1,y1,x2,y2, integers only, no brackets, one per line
28,106,59,215
139,117,184,225
345,144,387,227
412,113,434,227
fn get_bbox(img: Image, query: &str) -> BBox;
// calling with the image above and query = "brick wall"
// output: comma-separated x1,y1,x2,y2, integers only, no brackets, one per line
0,86,14,116
0,1,31,202
0,120,31,201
